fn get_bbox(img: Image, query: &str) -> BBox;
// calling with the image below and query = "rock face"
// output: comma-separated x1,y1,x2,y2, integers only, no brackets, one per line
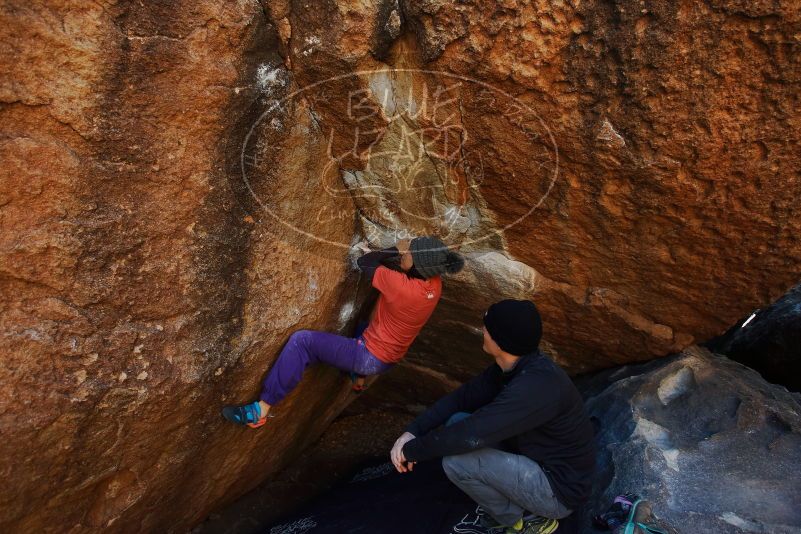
2,0,800,532
581,346,801,533
265,0,801,372
1,2,359,532
708,283,801,392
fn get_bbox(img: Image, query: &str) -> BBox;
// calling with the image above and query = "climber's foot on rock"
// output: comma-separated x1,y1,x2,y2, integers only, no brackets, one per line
349,372,368,393
222,401,269,428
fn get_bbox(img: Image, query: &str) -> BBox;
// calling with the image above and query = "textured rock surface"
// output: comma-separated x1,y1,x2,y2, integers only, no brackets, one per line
267,0,801,373
0,2,359,532
708,283,801,391
580,346,801,532
2,0,801,532
194,361,457,534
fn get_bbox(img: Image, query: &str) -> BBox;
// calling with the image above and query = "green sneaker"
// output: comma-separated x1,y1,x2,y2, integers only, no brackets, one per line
507,515,558,534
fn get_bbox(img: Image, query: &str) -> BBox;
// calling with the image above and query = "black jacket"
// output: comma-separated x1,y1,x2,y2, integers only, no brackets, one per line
402,352,596,510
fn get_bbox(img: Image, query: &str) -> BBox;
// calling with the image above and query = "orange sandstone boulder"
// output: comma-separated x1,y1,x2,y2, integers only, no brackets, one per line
1,0,800,532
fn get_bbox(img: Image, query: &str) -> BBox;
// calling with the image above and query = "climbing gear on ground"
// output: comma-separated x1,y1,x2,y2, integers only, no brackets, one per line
593,492,639,530
619,499,667,534
222,401,269,428
592,493,668,534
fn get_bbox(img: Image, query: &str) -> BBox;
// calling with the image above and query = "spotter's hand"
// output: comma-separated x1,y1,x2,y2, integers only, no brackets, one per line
390,431,416,473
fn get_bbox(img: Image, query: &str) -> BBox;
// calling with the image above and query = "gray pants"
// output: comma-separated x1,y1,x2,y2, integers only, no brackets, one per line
441,415,571,526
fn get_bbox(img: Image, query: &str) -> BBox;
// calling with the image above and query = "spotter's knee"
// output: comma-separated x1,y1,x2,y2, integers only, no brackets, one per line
442,453,474,479
442,455,458,475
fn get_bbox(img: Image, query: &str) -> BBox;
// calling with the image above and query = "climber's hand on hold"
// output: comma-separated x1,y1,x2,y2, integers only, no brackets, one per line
391,431,415,473
395,238,410,255
353,240,371,254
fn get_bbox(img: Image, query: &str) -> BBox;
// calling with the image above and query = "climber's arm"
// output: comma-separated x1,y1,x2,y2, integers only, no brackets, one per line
356,247,400,279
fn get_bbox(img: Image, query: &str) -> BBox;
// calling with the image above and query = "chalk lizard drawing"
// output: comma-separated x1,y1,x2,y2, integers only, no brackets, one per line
451,506,491,534
269,516,317,534
349,462,395,483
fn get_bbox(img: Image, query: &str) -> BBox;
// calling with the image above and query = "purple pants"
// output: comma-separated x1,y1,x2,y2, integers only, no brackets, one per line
259,329,394,405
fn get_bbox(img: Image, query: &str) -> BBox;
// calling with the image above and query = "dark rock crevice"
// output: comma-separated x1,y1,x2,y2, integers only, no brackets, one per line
707,283,801,392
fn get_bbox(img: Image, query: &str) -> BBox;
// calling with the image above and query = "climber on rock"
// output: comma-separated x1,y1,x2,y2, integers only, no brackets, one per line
222,236,465,428
390,299,596,534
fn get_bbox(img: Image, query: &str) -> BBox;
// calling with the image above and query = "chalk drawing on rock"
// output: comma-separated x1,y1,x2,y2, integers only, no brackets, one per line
268,516,317,534
451,506,487,534
256,64,289,96
240,69,559,251
349,462,395,483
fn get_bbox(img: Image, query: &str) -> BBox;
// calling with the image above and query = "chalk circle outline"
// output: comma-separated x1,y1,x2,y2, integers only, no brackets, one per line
240,68,559,253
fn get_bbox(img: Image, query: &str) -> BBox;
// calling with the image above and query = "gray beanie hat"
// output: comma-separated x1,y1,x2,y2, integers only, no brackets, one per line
409,236,465,279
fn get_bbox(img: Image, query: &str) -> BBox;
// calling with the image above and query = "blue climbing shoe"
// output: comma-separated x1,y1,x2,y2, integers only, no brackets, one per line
222,401,267,428
349,371,368,393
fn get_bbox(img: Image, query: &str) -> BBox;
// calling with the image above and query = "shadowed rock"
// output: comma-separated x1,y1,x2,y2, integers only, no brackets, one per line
707,283,801,392
580,346,801,533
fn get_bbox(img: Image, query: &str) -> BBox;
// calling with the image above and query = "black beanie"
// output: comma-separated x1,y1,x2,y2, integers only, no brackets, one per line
483,299,542,356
